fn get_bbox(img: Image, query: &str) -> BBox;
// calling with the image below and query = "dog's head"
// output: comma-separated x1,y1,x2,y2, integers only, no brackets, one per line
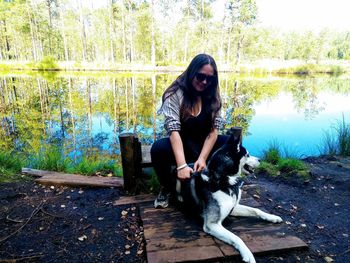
206,133,260,190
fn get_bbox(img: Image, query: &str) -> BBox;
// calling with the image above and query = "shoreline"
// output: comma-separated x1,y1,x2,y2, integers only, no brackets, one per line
1,59,350,75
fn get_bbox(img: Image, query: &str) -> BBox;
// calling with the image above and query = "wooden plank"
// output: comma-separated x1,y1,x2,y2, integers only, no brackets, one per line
113,194,156,206
22,168,124,188
22,168,64,177
140,201,308,263
147,245,224,263
216,233,308,257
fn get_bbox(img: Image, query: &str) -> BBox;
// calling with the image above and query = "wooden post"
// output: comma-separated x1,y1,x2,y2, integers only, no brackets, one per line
119,133,142,194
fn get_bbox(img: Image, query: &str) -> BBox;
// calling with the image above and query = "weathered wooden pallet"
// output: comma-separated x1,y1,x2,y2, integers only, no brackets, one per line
139,200,308,263
22,168,124,188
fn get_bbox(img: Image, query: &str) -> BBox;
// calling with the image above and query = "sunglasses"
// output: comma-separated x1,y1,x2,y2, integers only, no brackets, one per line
195,72,215,84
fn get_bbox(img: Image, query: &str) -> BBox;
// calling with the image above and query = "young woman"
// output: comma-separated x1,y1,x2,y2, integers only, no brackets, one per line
151,54,227,208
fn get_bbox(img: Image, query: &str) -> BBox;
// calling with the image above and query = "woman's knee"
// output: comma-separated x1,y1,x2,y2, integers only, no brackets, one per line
151,137,172,160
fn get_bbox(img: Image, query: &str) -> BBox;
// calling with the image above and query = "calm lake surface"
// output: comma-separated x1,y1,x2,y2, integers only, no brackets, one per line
1,72,349,166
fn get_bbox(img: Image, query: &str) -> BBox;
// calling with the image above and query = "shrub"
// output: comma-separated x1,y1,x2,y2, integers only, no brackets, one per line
36,56,59,70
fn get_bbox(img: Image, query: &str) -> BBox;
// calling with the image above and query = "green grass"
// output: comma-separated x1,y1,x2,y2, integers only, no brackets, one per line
0,150,26,183
1,146,123,182
319,115,350,156
258,140,309,180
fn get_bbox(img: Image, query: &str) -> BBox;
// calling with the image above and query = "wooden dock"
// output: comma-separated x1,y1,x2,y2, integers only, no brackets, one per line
116,193,308,263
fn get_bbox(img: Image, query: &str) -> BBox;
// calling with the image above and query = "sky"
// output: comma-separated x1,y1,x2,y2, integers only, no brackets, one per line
256,0,350,31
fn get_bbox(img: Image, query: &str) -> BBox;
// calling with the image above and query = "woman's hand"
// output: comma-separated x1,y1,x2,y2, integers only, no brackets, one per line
194,157,206,172
177,166,193,180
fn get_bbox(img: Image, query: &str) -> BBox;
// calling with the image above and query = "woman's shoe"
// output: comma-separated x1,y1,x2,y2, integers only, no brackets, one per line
154,188,170,208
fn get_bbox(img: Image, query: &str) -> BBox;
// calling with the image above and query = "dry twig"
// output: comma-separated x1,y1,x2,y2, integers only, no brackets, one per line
0,202,43,244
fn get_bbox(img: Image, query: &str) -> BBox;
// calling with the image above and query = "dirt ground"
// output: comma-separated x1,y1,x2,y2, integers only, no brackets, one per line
0,155,349,263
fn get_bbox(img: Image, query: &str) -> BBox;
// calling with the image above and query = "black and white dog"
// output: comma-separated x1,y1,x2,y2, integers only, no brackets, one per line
175,133,283,263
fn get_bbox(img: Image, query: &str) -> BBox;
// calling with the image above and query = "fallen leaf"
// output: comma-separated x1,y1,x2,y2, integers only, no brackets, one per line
291,204,297,210
253,194,260,199
125,245,131,249
316,225,325,229
121,210,128,216
78,235,87,241
324,256,334,263
137,250,143,255
50,186,55,189
78,190,84,194
334,203,340,206
342,233,349,238
125,251,130,255
98,217,104,221
61,205,66,208
301,224,307,228
285,221,292,225
107,173,113,177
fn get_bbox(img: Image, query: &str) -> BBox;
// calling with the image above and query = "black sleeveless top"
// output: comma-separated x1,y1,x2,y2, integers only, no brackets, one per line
180,105,212,157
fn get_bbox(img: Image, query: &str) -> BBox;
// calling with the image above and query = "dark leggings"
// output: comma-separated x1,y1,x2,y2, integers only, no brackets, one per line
150,135,229,192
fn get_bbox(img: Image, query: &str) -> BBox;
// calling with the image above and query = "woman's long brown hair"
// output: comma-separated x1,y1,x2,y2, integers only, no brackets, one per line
162,54,222,130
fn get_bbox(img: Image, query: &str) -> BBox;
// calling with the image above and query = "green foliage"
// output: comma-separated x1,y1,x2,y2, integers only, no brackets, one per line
278,158,307,173
257,161,279,177
29,146,122,177
262,140,281,165
36,56,59,70
258,141,309,179
69,157,122,177
0,150,25,182
30,146,71,172
319,115,350,156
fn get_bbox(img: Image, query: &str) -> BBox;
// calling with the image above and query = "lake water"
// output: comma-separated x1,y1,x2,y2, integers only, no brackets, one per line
0,72,349,165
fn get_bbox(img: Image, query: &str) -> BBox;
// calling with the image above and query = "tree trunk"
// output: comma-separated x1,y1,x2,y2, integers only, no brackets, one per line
121,2,127,62
150,0,156,66
127,1,134,62
109,0,115,63
78,0,88,61
59,4,69,61
46,0,53,55
2,20,11,60
236,30,244,65
226,27,232,65
27,8,38,61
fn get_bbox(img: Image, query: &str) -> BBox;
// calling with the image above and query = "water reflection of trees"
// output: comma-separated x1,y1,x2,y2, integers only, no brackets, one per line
0,73,349,166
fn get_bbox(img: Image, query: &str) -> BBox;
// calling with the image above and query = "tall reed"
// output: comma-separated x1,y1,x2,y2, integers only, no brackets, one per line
319,114,350,156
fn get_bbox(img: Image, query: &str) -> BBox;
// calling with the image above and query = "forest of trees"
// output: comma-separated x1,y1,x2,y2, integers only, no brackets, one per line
0,0,350,66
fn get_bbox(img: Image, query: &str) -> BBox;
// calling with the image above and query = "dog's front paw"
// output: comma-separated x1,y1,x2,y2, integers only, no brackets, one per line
241,250,256,263
267,214,283,223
